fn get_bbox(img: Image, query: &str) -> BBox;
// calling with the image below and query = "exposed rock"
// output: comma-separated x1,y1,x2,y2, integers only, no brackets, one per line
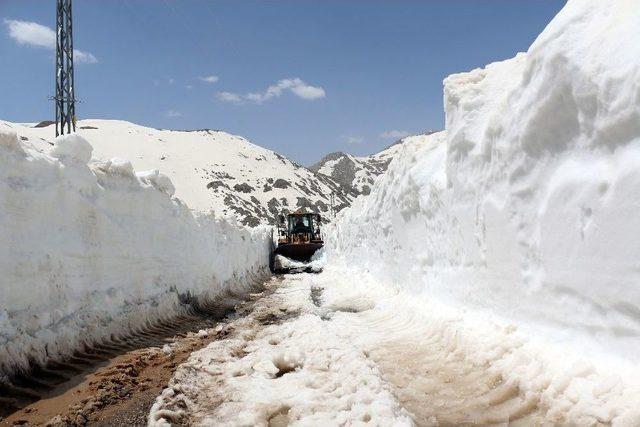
267,198,281,217
273,179,291,189
34,120,55,128
207,181,228,190
233,183,254,193
296,197,316,212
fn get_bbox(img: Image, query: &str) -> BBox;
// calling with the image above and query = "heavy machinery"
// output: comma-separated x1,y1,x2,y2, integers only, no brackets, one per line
271,208,324,273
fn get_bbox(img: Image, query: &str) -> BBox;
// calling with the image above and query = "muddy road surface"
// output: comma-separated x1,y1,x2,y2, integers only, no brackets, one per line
0,287,269,427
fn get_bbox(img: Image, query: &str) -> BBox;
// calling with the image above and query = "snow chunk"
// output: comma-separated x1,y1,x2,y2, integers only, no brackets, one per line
51,133,93,164
0,130,26,156
137,169,176,196
252,359,279,377
274,247,326,273
104,157,135,177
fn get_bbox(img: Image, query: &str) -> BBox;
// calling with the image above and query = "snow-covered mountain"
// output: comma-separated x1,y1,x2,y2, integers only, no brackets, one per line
1,119,376,227
309,133,435,196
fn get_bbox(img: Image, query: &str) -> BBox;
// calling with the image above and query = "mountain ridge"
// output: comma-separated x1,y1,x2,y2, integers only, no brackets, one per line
1,119,405,226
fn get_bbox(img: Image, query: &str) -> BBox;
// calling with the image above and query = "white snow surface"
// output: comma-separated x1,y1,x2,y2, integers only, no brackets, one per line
326,0,640,422
0,130,270,377
0,119,355,226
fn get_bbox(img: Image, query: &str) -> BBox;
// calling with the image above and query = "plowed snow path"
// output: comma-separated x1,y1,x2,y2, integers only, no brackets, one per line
150,271,640,426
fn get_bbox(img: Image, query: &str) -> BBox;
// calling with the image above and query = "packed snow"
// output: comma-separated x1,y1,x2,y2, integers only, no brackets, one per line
0,130,270,377
325,0,640,423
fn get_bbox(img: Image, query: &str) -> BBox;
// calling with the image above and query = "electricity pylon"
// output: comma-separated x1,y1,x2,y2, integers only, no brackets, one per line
53,0,76,137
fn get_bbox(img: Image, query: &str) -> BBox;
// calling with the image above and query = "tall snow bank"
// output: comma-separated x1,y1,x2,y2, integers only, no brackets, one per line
329,0,640,421
0,131,270,377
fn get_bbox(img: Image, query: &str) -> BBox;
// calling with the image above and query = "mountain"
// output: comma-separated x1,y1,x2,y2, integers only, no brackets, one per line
0,119,381,227
309,133,436,196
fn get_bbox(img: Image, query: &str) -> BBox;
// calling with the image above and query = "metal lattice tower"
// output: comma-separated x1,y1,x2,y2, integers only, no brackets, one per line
53,0,76,137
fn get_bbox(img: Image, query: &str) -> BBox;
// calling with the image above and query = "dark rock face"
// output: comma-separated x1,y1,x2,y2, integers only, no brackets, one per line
329,156,357,190
309,152,364,196
267,197,281,217
296,197,316,211
308,138,416,199
207,180,228,190
314,200,329,213
309,152,347,172
223,193,262,227
233,183,255,193
34,120,55,128
272,179,291,189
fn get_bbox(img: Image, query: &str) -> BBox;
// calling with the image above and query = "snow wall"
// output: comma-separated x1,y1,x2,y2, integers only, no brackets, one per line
0,131,271,378
329,0,640,395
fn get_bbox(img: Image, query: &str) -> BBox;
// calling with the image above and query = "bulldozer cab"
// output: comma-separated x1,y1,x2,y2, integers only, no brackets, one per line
272,208,324,271
277,209,322,244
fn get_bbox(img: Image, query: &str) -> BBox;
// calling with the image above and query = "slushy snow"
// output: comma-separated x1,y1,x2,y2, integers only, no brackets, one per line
0,130,270,377
148,276,412,426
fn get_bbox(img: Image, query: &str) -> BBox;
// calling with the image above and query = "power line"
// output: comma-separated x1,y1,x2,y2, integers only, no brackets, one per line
52,0,76,137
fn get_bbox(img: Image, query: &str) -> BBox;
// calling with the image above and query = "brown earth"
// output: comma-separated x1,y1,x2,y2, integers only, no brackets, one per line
0,325,236,427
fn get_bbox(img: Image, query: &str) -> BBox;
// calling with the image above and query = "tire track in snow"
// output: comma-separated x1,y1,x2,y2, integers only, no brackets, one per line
317,269,640,426
344,309,544,426
149,270,640,426
149,276,412,426
0,287,256,425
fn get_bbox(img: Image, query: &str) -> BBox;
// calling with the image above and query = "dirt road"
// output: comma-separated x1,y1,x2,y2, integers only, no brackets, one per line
0,288,266,427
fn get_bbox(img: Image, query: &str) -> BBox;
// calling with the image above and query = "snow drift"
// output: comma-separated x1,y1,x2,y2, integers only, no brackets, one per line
329,0,640,423
0,131,270,378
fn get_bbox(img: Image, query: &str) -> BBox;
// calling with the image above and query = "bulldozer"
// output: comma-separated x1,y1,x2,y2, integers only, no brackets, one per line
271,208,324,273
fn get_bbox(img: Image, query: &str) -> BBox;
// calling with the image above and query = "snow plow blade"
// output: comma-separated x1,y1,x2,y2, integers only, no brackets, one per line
274,242,323,262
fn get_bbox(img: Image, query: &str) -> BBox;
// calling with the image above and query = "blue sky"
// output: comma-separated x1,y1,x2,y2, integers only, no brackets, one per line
1,1,565,164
